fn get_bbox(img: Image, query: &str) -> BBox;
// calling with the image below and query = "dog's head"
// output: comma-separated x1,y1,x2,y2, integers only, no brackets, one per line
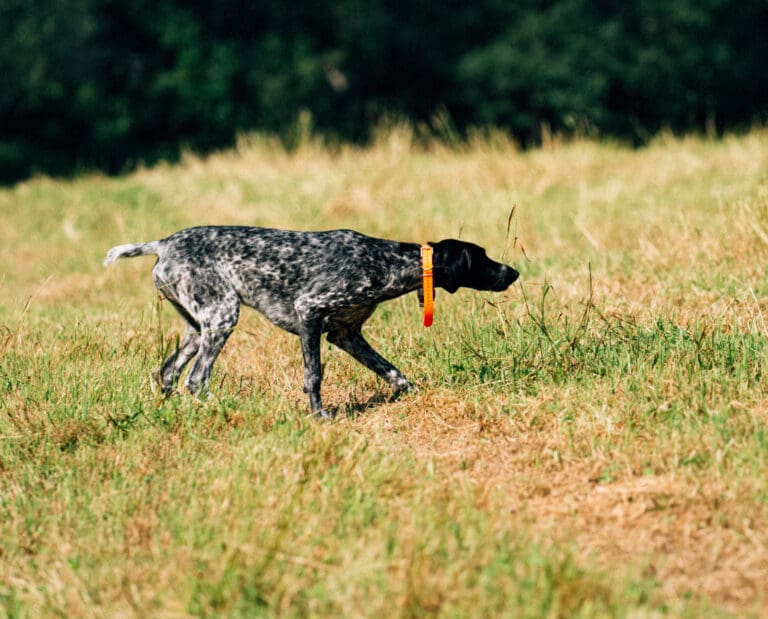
430,239,519,294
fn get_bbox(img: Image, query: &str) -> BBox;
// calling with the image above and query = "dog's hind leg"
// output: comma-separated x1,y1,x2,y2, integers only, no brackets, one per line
183,292,240,396
155,320,201,395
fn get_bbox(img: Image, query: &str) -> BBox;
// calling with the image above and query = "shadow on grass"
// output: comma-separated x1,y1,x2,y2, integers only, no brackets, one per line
327,391,408,419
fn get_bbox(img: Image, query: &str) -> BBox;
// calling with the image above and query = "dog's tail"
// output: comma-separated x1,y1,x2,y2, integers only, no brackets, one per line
103,240,163,266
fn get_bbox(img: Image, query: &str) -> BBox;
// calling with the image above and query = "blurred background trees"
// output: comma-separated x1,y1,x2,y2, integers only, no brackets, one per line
1,0,766,182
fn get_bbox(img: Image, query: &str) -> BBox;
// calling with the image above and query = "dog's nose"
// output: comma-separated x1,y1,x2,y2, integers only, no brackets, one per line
507,266,519,285
494,265,519,290
502,265,519,286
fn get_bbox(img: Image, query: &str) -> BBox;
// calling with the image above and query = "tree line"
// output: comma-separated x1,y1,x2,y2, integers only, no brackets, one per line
1,0,766,183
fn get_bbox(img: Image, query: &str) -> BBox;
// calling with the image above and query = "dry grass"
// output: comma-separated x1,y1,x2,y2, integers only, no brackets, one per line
2,125,768,616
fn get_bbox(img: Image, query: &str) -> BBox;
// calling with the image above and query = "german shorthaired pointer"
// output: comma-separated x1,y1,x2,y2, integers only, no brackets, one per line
104,226,518,417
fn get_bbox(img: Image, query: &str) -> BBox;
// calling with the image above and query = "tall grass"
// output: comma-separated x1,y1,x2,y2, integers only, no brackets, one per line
2,126,768,616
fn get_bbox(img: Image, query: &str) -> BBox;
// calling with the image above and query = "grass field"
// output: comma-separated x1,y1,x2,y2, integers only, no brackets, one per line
2,125,768,617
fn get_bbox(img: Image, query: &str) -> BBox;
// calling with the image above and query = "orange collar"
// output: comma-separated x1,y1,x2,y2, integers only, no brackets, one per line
420,244,434,327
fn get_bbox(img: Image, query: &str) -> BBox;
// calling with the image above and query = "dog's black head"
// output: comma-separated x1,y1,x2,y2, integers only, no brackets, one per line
430,239,519,294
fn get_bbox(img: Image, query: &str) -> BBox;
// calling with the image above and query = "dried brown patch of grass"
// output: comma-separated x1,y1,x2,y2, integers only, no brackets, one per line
351,386,768,613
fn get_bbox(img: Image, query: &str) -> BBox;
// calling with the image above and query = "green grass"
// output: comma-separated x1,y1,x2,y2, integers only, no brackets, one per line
2,127,768,616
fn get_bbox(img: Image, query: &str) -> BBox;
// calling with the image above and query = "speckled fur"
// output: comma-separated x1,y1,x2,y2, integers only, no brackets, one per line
104,225,519,417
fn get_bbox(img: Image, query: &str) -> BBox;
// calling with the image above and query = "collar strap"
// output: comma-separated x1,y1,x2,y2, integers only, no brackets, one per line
420,244,434,327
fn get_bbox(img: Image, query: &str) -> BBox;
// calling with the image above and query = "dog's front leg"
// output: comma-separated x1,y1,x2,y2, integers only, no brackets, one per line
327,328,414,397
297,317,330,418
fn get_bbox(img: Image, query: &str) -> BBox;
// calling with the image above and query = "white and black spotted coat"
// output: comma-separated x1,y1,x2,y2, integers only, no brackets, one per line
105,225,519,417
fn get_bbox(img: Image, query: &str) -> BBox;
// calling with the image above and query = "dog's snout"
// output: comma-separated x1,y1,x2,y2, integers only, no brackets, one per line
495,264,519,290
506,266,519,284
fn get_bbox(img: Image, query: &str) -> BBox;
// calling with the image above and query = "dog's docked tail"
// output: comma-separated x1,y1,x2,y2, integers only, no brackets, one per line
103,241,163,266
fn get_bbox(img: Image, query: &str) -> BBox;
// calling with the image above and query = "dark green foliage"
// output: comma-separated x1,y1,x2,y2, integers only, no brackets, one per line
1,0,766,182
458,0,768,140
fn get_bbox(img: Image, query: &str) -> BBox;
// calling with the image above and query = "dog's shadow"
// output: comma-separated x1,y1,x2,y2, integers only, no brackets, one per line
329,392,401,419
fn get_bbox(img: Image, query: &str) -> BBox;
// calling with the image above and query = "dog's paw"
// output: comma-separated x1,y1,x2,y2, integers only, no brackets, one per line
314,408,336,420
150,369,179,397
392,380,416,398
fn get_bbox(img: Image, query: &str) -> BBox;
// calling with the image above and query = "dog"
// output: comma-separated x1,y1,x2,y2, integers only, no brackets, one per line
104,226,518,417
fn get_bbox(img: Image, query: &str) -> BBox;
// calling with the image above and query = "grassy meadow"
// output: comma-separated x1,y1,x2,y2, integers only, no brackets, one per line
2,126,768,617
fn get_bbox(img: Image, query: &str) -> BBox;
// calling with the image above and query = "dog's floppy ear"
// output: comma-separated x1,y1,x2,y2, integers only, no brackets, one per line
431,240,471,294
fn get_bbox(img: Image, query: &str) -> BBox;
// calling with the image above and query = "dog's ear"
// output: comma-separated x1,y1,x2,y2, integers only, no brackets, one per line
431,240,471,294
